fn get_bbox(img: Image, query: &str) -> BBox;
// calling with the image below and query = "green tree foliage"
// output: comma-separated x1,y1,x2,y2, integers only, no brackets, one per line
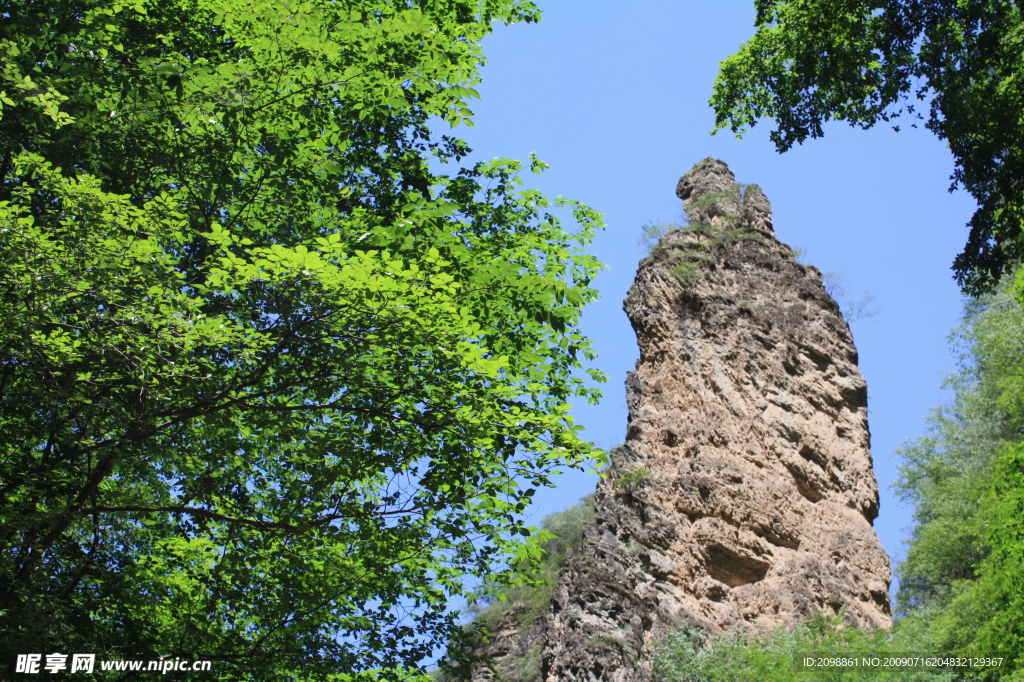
939,442,1024,680
467,495,595,634
0,0,605,678
892,285,1024,679
917,283,1024,679
893,289,1024,612
711,0,1024,294
435,496,594,682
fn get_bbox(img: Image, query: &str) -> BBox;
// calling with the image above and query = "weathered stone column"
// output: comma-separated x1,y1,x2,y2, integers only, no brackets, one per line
539,159,890,682
465,159,891,682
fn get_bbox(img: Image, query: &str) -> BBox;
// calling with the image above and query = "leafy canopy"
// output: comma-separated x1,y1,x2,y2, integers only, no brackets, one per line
892,282,1024,679
0,0,605,679
711,0,1024,294
892,288,1024,613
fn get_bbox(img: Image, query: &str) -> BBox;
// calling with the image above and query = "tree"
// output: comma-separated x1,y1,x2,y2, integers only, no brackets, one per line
892,287,1024,613
939,442,1024,680
0,1,605,679
710,0,1024,294
892,283,1024,679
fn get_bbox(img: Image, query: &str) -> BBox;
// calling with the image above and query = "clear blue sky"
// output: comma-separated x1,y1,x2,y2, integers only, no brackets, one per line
455,0,976,596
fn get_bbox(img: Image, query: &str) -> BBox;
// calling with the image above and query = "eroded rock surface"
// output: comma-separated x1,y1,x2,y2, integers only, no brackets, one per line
471,159,891,682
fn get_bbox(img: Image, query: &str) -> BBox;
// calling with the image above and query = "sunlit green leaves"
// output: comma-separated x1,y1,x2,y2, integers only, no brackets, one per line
892,282,1024,679
0,0,606,679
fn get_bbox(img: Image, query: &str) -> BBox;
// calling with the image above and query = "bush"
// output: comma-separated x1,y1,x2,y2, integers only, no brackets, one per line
466,496,596,633
653,611,971,682
639,221,685,254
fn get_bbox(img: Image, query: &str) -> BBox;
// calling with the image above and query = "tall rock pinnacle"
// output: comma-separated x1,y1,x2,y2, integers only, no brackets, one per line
468,159,891,682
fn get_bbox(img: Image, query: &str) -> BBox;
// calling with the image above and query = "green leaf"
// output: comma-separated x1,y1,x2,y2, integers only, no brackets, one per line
0,1,605,678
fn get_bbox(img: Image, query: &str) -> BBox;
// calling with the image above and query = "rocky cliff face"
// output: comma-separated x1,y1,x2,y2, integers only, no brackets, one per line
470,159,891,682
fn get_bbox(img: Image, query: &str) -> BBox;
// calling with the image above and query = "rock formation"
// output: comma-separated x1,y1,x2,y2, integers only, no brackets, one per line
469,158,891,682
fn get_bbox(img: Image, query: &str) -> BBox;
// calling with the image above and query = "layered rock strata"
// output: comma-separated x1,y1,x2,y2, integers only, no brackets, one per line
472,159,891,682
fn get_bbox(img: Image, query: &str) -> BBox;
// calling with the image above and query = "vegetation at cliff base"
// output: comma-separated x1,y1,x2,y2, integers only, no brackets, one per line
0,1,606,679
653,610,962,682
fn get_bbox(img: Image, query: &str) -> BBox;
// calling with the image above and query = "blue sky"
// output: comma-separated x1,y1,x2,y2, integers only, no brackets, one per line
455,0,977,595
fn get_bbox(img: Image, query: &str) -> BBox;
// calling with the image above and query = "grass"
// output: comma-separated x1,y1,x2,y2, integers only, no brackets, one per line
652,609,980,682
